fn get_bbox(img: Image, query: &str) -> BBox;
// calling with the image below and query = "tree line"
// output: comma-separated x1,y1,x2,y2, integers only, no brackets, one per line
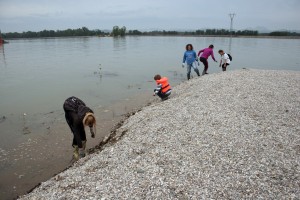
2,27,106,38
127,29,259,36
2,26,299,38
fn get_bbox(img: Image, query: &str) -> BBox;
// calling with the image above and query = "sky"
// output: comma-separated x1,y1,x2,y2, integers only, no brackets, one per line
0,0,300,33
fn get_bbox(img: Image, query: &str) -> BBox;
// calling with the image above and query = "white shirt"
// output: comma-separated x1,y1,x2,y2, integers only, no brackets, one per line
221,53,231,64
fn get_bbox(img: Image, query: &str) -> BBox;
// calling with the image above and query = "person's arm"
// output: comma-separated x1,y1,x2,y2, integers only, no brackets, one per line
197,49,204,57
219,55,223,67
211,50,217,62
153,84,162,95
154,84,162,93
182,52,186,67
183,52,187,63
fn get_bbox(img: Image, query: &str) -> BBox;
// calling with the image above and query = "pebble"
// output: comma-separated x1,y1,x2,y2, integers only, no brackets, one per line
19,69,300,199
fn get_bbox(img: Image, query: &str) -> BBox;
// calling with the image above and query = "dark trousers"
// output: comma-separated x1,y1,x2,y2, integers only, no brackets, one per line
222,63,230,71
157,90,171,100
200,57,208,73
64,109,86,148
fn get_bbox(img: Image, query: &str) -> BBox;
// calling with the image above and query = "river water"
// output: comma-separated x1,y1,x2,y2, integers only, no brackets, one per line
0,36,299,199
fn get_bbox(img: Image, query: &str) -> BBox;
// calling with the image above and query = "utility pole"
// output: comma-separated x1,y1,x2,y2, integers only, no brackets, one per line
228,13,236,54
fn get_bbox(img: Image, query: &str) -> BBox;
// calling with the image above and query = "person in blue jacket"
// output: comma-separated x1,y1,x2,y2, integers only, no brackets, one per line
182,44,200,80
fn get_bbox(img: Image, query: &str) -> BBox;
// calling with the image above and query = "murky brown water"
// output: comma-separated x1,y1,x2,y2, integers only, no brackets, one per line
0,92,155,199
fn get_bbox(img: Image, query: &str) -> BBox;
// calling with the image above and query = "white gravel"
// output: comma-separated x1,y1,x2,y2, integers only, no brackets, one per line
19,69,300,199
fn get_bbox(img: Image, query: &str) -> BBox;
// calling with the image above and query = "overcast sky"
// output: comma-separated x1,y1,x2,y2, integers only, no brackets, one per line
1,0,300,33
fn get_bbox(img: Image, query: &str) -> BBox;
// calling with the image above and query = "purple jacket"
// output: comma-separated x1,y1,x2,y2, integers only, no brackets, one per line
198,48,216,61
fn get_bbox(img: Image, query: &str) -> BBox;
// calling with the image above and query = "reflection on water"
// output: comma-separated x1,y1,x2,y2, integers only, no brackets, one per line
0,44,7,67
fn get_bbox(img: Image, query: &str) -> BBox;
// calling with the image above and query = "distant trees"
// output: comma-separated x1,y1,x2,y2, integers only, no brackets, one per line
126,29,259,36
236,30,258,36
111,26,126,37
182,29,258,36
2,27,106,38
127,30,143,35
268,31,300,36
2,26,299,39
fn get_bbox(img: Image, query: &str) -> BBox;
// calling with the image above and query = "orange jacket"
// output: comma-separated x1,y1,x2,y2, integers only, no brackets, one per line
156,77,171,93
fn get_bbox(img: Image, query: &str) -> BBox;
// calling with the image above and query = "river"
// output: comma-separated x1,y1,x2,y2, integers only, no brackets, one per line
0,36,299,199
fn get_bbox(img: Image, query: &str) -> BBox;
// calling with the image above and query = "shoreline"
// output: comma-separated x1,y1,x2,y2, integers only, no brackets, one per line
0,91,158,200
19,69,300,199
4,35,300,40
25,107,145,196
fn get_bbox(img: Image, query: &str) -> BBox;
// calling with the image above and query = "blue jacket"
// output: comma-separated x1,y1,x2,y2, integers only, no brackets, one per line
183,50,197,65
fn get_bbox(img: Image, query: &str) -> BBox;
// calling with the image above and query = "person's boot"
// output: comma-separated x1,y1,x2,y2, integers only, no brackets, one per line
73,145,79,160
79,141,86,158
187,74,190,80
79,148,85,158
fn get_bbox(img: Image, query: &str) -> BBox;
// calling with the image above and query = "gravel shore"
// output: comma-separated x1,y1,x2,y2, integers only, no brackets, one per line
19,69,300,199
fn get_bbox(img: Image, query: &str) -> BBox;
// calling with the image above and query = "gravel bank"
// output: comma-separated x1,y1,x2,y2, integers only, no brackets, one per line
19,69,300,199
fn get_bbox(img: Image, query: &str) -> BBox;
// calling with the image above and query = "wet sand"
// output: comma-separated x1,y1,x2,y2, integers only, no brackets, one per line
0,92,156,200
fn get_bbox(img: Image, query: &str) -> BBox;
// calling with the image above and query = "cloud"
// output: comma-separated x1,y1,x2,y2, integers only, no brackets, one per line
0,0,300,32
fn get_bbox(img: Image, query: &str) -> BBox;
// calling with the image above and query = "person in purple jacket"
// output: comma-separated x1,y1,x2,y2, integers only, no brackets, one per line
197,44,218,75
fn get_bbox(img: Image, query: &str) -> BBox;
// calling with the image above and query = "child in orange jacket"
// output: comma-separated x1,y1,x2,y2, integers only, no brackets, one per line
153,74,172,100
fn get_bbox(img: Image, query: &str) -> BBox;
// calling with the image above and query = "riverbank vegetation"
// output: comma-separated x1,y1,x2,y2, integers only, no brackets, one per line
2,26,300,39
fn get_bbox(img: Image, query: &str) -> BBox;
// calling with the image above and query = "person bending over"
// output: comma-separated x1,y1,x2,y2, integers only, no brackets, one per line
63,96,96,160
198,44,217,75
153,74,172,101
218,50,231,71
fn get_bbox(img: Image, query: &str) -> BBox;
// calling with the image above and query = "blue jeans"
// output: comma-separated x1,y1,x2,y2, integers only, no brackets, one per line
187,62,200,79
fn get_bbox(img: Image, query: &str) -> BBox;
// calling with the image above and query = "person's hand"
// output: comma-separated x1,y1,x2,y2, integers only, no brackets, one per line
182,63,185,68
90,127,95,138
153,93,156,96
79,148,85,158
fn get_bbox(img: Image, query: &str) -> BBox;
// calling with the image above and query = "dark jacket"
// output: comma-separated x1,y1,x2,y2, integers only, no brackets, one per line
63,96,93,120
63,96,94,148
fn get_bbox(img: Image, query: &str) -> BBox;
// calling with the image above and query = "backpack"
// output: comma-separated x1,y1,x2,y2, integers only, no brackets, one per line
227,53,232,61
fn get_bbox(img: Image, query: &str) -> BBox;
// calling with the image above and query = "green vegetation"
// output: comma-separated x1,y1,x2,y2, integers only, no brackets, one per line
133,29,259,36
111,26,126,37
268,31,300,36
2,27,107,38
2,26,300,39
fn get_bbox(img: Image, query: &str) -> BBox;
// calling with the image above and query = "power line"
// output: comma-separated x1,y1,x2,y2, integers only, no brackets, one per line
228,13,236,54
229,13,236,36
